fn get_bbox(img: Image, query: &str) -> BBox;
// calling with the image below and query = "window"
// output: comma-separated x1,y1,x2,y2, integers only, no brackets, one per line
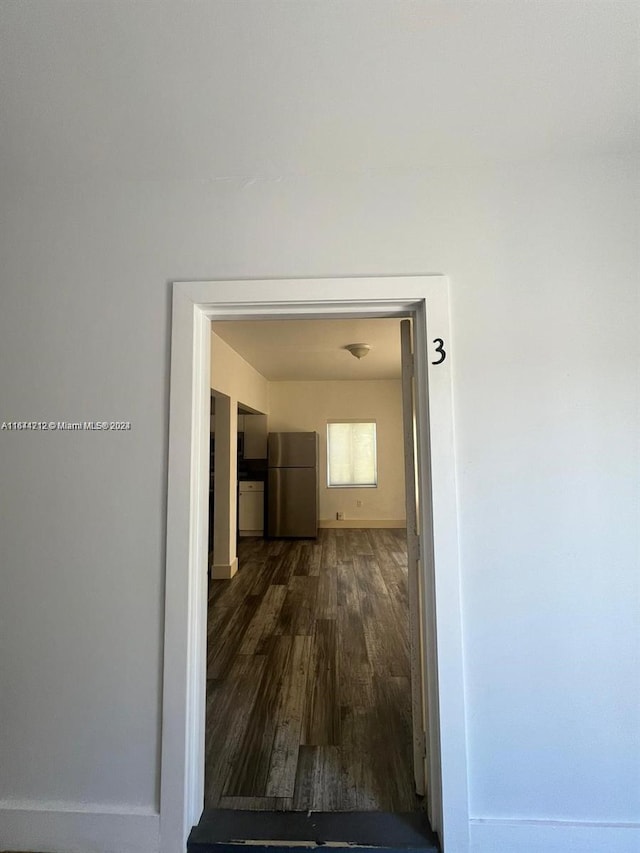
327,421,377,487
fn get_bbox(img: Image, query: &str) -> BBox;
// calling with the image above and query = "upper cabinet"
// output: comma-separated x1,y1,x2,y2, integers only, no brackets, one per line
244,414,268,459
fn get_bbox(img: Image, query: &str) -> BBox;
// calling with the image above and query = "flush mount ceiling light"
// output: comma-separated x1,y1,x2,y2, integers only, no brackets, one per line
345,343,371,359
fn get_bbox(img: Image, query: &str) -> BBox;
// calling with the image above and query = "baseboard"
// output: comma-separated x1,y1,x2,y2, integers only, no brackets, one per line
211,557,238,579
319,519,406,529
469,817,640,853
0,801,159,853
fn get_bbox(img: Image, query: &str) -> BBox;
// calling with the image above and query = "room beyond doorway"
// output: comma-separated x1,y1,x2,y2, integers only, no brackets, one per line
205,313,419,815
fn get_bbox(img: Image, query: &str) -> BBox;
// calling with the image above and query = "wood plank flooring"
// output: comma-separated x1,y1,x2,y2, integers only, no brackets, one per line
205,528,421,812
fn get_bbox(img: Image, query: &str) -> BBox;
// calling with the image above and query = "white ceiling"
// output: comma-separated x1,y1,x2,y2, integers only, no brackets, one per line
0,2,637,183
212,318,403,381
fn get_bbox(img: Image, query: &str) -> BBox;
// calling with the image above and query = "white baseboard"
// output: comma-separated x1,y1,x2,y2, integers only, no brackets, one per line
0,801,159,853
319,519,406,529
470,817,640,853
211,556,238,579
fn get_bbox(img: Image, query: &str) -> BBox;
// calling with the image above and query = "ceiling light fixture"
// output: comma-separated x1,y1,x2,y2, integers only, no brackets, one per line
345,343,371,360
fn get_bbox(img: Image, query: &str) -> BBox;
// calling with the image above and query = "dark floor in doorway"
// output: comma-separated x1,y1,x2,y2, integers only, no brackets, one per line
188,809,440,853
206,529,420,812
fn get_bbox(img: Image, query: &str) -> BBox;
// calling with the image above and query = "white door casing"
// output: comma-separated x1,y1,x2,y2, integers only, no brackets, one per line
160,276,468,853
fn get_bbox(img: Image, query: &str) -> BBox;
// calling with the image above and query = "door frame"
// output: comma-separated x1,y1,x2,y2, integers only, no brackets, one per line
160,276,469,853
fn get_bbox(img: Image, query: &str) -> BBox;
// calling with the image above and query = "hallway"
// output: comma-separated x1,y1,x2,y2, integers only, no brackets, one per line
205,528,421,812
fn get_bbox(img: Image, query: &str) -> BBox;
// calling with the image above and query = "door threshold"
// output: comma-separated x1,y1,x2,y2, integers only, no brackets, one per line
188,810,439,852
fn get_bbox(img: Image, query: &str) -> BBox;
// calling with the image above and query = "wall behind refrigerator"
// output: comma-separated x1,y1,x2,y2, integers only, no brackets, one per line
268,379,405,527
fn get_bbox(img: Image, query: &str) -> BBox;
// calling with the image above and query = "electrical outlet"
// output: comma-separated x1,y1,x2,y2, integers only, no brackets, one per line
356,500,362,508
336,511,344,520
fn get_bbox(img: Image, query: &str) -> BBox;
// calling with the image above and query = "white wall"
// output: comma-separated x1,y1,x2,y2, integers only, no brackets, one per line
0,158,638,850
209,330,268,577
211,331,268,414
268,380,405,526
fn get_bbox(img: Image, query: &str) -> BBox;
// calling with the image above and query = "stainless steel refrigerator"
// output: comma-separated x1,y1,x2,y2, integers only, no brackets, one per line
267,432,318,538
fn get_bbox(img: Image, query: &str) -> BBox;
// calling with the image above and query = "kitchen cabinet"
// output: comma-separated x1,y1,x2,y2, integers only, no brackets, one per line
238,481,264,536
243,414,268,459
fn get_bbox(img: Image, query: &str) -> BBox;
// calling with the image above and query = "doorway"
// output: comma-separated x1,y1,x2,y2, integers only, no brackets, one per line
205,316,420,814
160,276,468,853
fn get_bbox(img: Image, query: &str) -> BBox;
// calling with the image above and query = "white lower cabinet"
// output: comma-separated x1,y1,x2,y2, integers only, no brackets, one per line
238,481,264,536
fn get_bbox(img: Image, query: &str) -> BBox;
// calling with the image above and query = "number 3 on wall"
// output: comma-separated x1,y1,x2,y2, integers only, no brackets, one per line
432,338,447,365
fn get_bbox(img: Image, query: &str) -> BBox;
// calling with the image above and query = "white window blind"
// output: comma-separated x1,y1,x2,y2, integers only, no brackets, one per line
327,421,377,487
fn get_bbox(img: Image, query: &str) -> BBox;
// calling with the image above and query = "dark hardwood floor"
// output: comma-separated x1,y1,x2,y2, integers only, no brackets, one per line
205,528,421,813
